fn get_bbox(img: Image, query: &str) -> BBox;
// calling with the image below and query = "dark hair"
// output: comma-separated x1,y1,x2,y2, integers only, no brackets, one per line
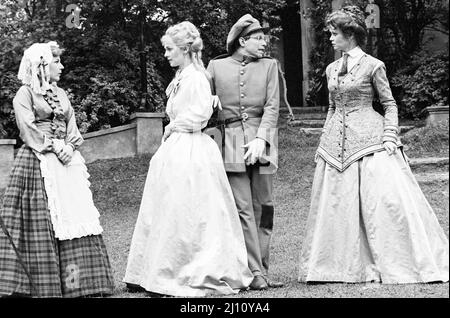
325,6,367,46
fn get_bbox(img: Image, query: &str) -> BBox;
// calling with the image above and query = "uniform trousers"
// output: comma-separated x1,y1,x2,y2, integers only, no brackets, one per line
227,165,274,277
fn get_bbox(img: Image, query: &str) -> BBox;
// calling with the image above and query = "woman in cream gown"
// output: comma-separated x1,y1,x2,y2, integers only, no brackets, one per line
123,21,253,297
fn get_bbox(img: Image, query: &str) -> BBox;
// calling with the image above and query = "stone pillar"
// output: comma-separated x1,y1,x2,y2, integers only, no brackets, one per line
0,139,16,189
425,105,449,126
130,112,166,155
300,0,314,106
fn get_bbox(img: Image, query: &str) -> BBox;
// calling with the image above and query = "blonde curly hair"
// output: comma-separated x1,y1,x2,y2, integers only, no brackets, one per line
161,21,205,71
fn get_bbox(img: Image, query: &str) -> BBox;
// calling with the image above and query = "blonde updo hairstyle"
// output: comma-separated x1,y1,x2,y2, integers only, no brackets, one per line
161,21,205,71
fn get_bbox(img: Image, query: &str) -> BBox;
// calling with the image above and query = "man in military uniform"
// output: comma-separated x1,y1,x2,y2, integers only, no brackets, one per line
206,14,283,290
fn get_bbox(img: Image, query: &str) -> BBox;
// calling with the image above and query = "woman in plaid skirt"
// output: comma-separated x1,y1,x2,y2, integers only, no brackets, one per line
0,42,115,297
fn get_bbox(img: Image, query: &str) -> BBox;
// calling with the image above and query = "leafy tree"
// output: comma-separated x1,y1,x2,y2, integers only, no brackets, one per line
303,0,333,107
304,0,448,109
1,0,286,138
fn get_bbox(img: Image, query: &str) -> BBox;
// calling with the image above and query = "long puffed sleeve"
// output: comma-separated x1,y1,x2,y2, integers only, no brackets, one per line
59,89,84,149
256,59,279,142
372,63,399,143
13,86,54,153
169,70,213,133
206,62,216,95
323,64,336,132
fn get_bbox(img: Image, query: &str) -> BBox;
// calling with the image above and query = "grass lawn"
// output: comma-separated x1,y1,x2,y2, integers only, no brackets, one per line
84,126,449,298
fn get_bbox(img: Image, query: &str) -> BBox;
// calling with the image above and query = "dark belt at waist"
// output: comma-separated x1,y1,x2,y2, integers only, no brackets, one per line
219,112,261,125
203,112,261,131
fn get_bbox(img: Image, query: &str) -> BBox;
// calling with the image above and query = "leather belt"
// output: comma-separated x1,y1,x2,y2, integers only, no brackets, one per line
203,112,260,131
217,112,259,125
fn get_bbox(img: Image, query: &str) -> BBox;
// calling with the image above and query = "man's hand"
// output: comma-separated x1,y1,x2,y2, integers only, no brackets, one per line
57,144,74,165
243,138,266,165
383,141,397,155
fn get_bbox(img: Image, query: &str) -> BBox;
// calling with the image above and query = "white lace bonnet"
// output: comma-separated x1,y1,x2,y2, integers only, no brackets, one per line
17,41,60,94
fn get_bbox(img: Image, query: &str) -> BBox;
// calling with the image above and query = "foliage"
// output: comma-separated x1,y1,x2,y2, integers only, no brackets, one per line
391,50,449,119
304,0,448,110
304,0,333,107
376,0,449,73
0,0,286,138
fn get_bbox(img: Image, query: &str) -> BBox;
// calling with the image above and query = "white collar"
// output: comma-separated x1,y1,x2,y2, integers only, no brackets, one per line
176,63,195,78
345,46,364,59
166,63,196,97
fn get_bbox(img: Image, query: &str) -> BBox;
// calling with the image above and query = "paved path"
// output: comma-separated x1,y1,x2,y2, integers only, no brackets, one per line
414,172,449,183
409,157,449,167
295,125,416,135
410,156,448,183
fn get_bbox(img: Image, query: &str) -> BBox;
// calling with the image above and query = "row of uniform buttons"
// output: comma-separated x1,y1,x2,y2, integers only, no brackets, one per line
240,61,247,121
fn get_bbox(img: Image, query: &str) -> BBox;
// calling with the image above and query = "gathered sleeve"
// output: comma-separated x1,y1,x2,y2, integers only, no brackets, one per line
372,62,399,143
256,59,280,142
60,89,83,149
13,86,54,153
206,61,216,94
169,71,213,133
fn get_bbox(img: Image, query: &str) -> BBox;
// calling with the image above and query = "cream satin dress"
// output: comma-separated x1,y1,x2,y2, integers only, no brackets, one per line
123,64,253,296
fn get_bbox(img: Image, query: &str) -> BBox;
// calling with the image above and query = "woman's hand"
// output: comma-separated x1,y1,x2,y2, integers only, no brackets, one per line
57,144,74,164
162,124,174,143
51,139,64,154
212,95,222,111
383,141,397,155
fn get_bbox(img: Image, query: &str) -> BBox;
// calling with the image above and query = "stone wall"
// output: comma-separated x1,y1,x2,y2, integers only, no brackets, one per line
79,123,138,163
0,139,16,189
426,105,449,127
0,112,165,188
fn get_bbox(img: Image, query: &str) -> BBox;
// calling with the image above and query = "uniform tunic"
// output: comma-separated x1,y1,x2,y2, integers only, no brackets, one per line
207,54,279,173
207,53,280,277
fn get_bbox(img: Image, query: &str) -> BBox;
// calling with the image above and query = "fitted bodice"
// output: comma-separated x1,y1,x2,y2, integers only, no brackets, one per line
317,54,400,172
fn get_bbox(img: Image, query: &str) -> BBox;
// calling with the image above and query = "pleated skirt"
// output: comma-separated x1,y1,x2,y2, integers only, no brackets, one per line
298,150,449,284
0,146,115,297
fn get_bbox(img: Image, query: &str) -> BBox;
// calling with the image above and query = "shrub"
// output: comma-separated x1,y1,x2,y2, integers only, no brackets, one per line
391,51,449,119
1,0,286,139
0,72,21,139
